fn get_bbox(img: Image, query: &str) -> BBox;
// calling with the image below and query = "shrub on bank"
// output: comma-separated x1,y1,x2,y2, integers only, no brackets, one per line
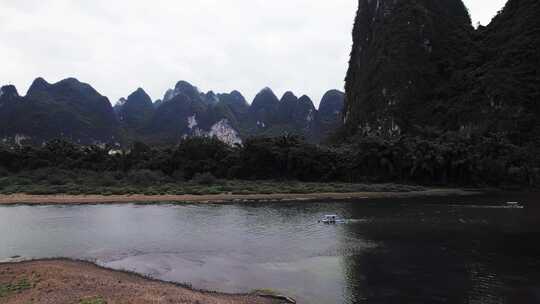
0,135,539,188
127,170,165,186
191,172,217,185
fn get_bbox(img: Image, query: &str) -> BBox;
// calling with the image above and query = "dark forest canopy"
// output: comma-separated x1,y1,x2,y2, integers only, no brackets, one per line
0,134,538,188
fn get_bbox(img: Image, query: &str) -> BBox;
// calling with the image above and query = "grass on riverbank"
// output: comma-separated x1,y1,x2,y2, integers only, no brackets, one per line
0,169,425,196
0,278,36,298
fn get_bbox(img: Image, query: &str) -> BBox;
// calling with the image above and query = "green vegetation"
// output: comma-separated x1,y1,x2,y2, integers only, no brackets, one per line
79,296,107,304
344,0,540,150
0,134,538,194
0,278,33,298
0,171,423,196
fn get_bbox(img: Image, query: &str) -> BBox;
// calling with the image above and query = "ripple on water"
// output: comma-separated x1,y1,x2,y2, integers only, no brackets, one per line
1,197,540,304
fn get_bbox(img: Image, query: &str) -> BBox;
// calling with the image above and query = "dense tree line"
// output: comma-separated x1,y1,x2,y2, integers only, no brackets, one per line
0,133,538,188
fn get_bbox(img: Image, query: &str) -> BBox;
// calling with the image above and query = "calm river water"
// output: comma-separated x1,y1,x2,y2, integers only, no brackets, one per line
1,194,539,303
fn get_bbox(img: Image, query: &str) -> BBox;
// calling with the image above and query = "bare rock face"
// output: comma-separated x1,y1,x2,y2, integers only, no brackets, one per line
208,119,242,146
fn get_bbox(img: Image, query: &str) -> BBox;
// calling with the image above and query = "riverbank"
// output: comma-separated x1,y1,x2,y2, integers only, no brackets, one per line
0,178,428,196
0,188,479,205
0,259,291,304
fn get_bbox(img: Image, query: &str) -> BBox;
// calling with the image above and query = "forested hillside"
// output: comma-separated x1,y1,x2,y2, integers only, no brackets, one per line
0,79,344,146
344,0,540,143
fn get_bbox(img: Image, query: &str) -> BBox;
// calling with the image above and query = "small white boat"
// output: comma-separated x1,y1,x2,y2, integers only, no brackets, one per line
506,202,523,208
320,215,343,224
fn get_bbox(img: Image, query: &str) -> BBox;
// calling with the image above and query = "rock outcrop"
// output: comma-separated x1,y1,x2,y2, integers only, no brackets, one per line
345,0,540,144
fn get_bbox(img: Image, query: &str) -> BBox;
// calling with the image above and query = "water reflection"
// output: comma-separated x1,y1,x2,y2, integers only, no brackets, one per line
0,194,539,303
336,196,540,304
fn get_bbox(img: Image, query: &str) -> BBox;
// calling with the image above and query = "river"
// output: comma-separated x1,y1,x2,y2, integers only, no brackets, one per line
1,194,539,303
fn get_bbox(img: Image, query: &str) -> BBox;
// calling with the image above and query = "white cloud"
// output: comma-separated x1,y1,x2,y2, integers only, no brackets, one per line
0,0,507,106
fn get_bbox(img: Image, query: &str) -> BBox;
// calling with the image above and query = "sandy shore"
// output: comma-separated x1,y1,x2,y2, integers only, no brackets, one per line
0,188,480,205
0,259,292,304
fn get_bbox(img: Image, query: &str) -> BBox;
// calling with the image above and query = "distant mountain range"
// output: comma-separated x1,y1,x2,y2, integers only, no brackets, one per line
0,78,344,146
344,0,540,144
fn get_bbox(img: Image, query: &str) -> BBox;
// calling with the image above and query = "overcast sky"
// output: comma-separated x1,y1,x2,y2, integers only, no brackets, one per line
0,0,508,107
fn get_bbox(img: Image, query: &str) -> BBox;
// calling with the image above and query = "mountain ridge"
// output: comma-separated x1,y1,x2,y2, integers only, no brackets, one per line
0,78,344,146
1,78,119,145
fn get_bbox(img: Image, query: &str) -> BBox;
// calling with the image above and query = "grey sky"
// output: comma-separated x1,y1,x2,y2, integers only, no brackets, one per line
0,0,508,107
